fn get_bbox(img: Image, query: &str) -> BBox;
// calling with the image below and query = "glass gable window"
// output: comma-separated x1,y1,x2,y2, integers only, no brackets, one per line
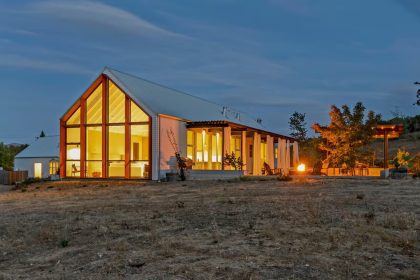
108,125,125,177
131,101,148,122
108,81,125,123
66,107,80,125
130,125,149,178
62,77,151,179
86,85,102,124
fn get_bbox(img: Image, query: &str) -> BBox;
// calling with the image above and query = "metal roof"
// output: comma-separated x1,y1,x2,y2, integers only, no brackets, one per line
103,67,291,139
15,136,59,158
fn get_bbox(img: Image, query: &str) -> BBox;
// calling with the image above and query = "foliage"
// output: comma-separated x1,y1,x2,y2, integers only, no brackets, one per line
223,152,244,170
298,137,323,168
312,102,381,171
389,149,413,170
289,111,308,141
0,143,28,171
415,82,420,106
381,108,420,133
166,129,187,181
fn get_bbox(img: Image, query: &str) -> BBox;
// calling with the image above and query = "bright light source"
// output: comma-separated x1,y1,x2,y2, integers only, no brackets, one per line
297,163,306,172
67,148,80,160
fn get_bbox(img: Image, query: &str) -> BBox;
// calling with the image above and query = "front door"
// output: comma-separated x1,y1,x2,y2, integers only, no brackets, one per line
34,163,42,178
246,138,253,174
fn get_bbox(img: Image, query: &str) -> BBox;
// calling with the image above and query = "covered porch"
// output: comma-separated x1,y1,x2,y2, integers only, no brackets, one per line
186,121,298,175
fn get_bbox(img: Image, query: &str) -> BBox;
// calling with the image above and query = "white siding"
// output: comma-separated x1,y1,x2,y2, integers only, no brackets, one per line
158,116,187,179
14,157,59,178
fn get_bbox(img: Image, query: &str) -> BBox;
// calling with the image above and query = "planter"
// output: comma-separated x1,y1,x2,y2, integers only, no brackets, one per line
166,172,178,182
389,168,408,179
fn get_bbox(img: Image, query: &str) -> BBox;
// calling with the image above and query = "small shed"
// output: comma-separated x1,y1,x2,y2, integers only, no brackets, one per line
14,136,60,178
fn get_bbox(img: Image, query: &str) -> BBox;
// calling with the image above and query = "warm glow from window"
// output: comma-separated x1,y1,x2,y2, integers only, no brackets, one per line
49,160,59,175
66,107,80,125
261,142,267,163
131,101,148,122
86,84,102,124
67,147,80,160
108,81,125,123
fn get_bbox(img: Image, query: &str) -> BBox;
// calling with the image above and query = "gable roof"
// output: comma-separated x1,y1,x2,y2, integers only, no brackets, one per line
103,68,291,138
15,136,59,158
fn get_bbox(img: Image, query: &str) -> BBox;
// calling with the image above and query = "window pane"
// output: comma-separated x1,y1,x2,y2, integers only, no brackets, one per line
131,125,149,161
86,85,102,124
66,107,80,125
86,161,102,178
130,161,149,178
66,161,80,177
131,101,148,122
187,130,194,145
108,126,125,160
108,161,124,177
66,127,80,143
108,81,125,123
86,126,102,160
66,144,80,160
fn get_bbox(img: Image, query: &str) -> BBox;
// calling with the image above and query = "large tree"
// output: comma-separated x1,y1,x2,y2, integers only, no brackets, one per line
289,111,308,141
312,102,381,172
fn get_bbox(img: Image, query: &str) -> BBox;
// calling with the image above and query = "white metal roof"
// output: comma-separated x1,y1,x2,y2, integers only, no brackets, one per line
103,67,286,136
15,136,59,158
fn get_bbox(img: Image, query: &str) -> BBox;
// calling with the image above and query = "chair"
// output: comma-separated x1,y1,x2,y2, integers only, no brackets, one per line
263,162,282,176
71,164,80,176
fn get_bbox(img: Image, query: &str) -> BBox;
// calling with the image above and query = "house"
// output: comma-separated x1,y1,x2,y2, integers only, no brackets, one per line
60,67,298,180
15,136,60,178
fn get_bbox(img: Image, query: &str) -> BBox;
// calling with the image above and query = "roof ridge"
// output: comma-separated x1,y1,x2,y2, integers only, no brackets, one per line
103,67,263,124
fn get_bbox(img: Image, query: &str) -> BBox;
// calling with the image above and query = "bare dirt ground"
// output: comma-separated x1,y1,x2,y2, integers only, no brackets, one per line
0,178,419,279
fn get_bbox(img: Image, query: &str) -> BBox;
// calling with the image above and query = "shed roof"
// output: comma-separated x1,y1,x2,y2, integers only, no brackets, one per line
15,136,59,158
103,68,292,139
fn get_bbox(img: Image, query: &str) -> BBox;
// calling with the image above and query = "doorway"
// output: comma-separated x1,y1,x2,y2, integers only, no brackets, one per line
34,163,42,178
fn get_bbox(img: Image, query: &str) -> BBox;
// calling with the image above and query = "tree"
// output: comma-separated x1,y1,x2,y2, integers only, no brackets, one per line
415,82,420,106
289,111,308,141
312,102,381,173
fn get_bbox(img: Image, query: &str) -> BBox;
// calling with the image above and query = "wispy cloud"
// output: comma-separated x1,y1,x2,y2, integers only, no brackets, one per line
30,0,185,38
0,53,92,74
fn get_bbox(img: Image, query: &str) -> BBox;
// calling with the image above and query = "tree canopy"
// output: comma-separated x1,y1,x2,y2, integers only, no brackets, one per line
312,102,381,170
289,111,308,141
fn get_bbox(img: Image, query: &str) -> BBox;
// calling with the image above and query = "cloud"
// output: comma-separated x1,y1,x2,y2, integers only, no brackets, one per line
30,0,184,38
0,53,92,74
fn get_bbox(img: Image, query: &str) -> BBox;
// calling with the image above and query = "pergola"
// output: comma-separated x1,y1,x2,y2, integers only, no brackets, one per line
373,124,404,168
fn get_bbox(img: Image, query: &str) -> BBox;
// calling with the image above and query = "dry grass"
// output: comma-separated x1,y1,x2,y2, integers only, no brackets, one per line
0,178,419,279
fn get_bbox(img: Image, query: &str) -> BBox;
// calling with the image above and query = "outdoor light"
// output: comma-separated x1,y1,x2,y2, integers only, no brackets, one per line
297,163,306,172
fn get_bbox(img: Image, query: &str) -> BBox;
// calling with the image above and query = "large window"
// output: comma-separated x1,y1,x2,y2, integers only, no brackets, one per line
86,126,102,177
108,125,125,177
49,160,59,175
230,135,241,159
187,128,222,170
61,76,151,179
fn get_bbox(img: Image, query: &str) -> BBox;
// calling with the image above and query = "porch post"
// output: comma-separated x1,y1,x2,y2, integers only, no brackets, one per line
277,137,282,172
241,131,247,174
293,141,299,167
285,140,290,175
223,126,231,170
253,132,261,175
267,135,274,168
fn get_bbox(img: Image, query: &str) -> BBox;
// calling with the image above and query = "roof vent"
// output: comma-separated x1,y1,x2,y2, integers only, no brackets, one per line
222,106,228,117
256,118,262,124
235,112,241,121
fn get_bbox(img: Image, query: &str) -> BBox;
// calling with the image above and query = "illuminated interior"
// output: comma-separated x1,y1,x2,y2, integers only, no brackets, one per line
261,141,267,163
187,128,222,170
230,135,241,158
61,76,151,178
49,160,59,175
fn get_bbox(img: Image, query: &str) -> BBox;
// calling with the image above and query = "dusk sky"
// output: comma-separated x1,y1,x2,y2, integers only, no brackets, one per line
0,0,419,144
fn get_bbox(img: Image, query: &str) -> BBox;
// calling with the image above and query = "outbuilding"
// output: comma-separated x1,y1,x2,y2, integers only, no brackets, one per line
15,136,60,178
60,68,298,180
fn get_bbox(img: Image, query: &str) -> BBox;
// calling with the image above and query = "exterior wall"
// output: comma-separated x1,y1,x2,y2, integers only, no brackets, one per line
158,115,187,179
14,157,59,178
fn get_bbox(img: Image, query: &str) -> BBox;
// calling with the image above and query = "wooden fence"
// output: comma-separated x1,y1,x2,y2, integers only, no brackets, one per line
0,170,28,185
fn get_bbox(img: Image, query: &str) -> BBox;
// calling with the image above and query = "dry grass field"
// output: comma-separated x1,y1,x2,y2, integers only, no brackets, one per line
0,178,419,279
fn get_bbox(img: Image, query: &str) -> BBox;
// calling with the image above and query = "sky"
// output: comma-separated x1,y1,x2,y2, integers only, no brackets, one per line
0,0,419,144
